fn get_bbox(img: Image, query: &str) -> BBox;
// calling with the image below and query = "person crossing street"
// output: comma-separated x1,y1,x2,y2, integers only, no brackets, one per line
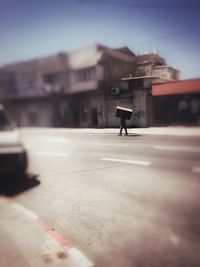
119,117,128,136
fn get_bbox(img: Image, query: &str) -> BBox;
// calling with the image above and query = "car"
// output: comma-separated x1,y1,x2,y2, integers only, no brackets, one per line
0,104,28,181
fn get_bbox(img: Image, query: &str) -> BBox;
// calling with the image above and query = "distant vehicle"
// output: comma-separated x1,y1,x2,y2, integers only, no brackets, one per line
0,104,28,181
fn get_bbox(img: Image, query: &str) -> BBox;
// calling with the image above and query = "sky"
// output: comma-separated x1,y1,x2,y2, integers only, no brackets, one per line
0,0,200,79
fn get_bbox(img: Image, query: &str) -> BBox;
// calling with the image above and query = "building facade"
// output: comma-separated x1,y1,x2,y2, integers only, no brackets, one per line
0,44,181,128
121,52,180,127
152,79,200,125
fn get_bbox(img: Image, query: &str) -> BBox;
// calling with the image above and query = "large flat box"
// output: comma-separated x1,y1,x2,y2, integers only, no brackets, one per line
116,106,133,120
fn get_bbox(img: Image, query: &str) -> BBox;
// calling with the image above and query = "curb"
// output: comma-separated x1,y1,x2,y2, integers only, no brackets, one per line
1,198,94,267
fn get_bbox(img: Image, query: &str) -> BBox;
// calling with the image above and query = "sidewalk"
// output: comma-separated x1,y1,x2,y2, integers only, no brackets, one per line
0,197,94,267
21,126,200,137
120,126,200,137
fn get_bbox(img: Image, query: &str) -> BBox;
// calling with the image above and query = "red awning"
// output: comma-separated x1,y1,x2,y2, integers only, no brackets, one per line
152,79,200,96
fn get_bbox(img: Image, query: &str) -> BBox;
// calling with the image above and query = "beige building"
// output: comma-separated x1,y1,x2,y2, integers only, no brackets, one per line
0,44,179,128
0,44,136,127
121,52,180,127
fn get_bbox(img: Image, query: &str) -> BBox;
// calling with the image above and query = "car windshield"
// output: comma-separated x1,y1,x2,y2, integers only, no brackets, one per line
0,109,14,131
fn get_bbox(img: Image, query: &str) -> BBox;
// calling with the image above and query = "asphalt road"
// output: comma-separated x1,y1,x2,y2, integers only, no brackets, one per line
11,128,200,267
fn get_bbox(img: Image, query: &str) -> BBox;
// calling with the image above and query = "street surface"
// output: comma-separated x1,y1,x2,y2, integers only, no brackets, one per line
1,127,200,267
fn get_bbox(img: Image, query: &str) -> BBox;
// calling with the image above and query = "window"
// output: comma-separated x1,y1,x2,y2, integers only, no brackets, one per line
130,79,144,88
0,71,17,94
74,67,95,82
136,69,146,77
43,72,68,85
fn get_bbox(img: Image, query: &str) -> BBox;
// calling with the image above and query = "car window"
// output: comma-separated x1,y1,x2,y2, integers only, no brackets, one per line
0,109,14,131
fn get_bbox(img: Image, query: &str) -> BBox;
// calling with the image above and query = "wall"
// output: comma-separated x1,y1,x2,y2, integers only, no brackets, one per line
69,80,98,93
68,44,102,70
2,54,69,98
6,99,54,127
90,94,107,127
103,59,135,81
135,64,152,76
152,66,180,82
131,90,148,127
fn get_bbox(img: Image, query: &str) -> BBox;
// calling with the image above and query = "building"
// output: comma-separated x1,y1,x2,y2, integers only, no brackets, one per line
0,44,137,127
0,44,181,128
121,51,180,127
152,79,200,125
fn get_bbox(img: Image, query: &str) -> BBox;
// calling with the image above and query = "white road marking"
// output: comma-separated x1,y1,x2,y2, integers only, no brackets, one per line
154,145,200,153
68,247,94,267
91,142,128,147
33,152,70,157
192,166,200,173
12,203,38,220
27,136,69,143
101,157,151,166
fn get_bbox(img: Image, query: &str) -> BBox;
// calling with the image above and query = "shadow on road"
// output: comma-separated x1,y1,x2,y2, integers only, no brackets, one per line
118,134,142,137
0,173,40,196
106,133,142,137
127,133,142,137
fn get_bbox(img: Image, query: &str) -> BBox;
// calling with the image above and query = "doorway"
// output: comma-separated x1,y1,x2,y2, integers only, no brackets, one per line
92,108,98,127
72,108,80,127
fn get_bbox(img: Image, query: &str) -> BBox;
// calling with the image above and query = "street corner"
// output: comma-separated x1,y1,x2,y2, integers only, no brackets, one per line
0,197,95,267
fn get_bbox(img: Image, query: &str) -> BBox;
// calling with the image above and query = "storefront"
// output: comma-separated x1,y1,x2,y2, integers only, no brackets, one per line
152,79,200,125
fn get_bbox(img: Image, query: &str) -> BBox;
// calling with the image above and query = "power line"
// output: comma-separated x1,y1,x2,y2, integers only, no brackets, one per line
131,31,185,48
158,34,200,52
131,33,200,61
131,25,200,49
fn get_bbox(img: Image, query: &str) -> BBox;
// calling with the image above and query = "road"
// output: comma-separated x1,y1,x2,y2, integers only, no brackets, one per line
5,128,200,266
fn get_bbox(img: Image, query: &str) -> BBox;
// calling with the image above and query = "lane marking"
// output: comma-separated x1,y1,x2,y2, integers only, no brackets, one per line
33,152,70,157
192,166,200,173
24,136,69,143
68,247,94,267
90,142,128,147
154,145,200,153
101,157,151,166
12,203,38,220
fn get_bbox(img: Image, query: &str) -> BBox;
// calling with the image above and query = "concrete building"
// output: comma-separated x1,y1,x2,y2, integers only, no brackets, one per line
0,44,180,128
0,44,137,127
121,52,180,127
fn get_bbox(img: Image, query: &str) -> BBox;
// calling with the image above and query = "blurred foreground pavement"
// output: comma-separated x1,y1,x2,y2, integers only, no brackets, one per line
0,126,199,267
0,197,94,267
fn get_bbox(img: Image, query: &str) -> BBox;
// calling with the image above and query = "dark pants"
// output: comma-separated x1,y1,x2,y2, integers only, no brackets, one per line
119,125,128,135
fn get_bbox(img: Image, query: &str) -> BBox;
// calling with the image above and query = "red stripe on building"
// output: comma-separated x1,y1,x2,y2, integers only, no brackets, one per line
152,79,200,96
